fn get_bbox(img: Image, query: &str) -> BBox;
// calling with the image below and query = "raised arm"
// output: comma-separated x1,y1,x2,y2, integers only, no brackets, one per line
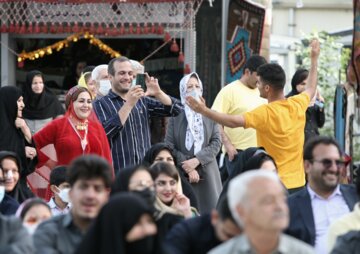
144,73,172,106
186,97,245,128
304,39,320,99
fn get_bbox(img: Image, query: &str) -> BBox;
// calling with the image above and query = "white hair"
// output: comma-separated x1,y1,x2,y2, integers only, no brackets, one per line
130,59,145,74
91,64,108,81
227,170,280,227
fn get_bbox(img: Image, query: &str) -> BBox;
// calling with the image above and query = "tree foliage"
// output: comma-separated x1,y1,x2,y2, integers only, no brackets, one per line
295,31,351,136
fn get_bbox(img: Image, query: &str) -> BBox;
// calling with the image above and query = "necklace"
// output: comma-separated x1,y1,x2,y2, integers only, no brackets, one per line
68,118,88,152
70,115,88,130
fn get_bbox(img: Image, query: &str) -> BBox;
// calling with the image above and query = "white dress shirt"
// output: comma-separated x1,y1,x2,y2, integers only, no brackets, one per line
307,185,350,254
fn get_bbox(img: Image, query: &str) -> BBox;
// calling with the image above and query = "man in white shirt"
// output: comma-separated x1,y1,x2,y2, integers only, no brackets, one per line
286,136,358,254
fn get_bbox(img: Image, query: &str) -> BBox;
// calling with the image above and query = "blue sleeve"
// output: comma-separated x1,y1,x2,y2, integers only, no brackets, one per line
147,96,184,117
93,99,124,139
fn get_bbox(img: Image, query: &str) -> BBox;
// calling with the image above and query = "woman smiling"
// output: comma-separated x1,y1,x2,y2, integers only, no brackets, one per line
33,86,113,201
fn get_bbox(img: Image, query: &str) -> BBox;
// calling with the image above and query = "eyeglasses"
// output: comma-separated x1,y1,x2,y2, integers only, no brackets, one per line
310,158,345,169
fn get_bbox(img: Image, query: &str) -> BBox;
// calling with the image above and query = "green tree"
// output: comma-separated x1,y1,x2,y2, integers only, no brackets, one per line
295,31,351,136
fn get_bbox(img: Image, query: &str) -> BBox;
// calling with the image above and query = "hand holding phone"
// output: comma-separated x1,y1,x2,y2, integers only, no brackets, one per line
136,73,146,92
314,99,324,109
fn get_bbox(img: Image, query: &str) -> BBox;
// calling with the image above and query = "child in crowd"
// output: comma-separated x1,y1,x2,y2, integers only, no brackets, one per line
47,166,71,216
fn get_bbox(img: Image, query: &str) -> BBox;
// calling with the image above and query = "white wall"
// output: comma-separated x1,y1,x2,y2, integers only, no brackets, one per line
272,8,353,37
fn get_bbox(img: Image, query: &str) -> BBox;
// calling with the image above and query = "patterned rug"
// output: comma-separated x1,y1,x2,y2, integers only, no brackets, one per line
226,0,265,84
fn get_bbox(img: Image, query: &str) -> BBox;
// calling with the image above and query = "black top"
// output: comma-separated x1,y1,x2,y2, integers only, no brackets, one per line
22,70,64,120
0,87,37,177
286,82,325,144
217,147,262,203
164,214,221,254
0,194,19,215
76,193,161,254
0,86,26,166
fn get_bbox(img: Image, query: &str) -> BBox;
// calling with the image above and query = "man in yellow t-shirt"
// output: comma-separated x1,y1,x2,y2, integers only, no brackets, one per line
187,40,320,192
211,55,267,177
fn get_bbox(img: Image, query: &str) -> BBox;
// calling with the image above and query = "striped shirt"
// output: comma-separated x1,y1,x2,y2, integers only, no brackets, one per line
94,90,183,173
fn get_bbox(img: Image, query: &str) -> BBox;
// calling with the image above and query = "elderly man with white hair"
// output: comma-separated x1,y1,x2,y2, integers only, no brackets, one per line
209,171,314,254
91,64,111,100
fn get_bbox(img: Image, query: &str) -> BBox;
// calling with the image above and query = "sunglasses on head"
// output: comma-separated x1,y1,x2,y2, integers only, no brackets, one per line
310,158,345,169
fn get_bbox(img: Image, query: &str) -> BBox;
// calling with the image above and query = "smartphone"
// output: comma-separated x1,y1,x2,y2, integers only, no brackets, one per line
314,100,324,109
136,73,146,92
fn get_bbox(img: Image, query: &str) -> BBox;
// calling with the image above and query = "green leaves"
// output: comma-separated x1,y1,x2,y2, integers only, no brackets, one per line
295,31,351,137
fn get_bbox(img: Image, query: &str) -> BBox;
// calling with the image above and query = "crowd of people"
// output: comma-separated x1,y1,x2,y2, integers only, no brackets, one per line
1,39,359,254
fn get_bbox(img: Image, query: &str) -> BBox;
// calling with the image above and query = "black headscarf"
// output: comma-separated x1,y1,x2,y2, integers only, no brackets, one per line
217,147,267,206
0,86,27,170
111,166,151,194
0,86,37,191
242,151,277,173
286,68,309,98
142,143,178,166
0,151,34,203
22,70,64,119
75,193,158,254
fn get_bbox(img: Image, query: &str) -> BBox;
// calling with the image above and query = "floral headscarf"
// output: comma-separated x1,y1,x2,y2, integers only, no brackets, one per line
179,72,204,154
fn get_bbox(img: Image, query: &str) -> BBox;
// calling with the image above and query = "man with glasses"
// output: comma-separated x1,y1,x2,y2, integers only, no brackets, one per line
286,136,359,254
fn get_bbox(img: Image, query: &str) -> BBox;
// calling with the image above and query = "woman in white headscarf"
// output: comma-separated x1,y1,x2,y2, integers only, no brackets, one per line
165,72,222,214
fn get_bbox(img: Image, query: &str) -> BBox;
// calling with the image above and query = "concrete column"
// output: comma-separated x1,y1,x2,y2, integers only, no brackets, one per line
1,33,16,87
184,29,197,73
221,0,229,87
258,0,272,61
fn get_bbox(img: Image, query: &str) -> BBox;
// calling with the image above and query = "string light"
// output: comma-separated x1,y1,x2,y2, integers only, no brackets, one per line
17,32,121,66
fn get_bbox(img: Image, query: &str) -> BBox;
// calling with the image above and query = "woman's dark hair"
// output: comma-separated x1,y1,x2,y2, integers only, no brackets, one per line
142,143,177,166
217,196,236,223
111,165,151,195
0,151,21,171
290,68,309,93
25,70,43,89
149,162,179,182
16,198,50,221
243,151,277,173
